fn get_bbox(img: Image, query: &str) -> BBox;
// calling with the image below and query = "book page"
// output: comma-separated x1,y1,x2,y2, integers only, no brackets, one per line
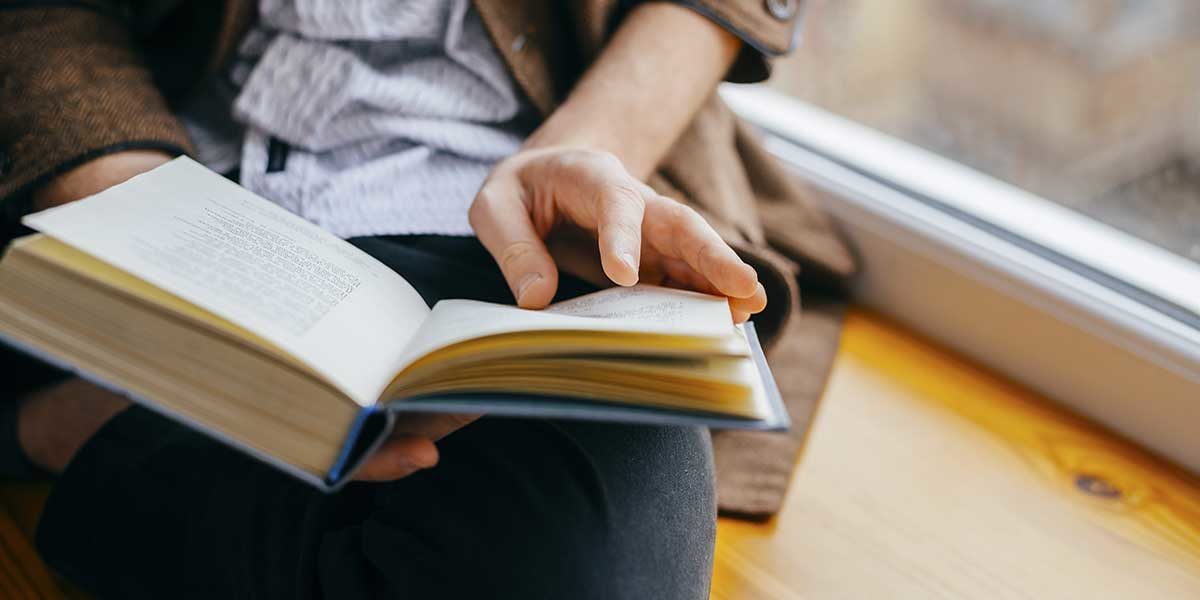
23,157,430,405
395,285,737,371
544,285,728,327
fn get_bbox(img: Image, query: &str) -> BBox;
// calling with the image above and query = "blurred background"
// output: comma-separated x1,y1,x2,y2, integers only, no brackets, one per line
771,0,1200,264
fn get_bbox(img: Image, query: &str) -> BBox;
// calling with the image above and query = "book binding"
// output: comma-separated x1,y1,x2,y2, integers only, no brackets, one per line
324,407,395,488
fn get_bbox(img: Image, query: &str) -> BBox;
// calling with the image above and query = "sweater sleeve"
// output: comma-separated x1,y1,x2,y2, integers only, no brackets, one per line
0,2,192,216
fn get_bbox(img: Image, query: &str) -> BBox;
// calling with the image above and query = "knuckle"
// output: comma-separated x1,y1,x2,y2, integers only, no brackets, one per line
591,150,624,171
695,241,717,271
498,240,540,272
469,188,498,217
604,218,642,241
467,200,484,226
678,204,704,224
541,152,588,190
609,182,646,211
668,202,700,234
667,200,696,222
562,149,624,176
552,148,593,170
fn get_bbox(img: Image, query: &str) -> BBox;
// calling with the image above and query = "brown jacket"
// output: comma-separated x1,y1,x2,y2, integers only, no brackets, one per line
0,0,853,516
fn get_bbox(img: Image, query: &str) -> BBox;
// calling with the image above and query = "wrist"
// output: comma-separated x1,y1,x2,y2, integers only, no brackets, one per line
520,2,739,181
523,122,609,157
32,150,174,211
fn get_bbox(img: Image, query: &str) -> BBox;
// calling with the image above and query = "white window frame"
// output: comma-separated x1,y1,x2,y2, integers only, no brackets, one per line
721,85,1200,473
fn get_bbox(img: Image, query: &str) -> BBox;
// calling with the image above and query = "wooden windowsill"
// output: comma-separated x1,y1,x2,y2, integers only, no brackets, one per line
712,309,1200,598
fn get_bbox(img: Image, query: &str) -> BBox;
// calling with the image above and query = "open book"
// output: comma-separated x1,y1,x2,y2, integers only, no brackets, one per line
0,157,786,490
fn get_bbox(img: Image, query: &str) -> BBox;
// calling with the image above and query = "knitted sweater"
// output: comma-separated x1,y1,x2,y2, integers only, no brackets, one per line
181,0,532,238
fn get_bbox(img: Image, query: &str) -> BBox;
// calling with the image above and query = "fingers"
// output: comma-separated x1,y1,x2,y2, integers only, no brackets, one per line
594,180,646,287
470,178,560,309
354,413,481,481
656,254,719,294
553,151,648,287
653,251,766,323
354,434,438,482
728,283,767,323
643,197,759,299
471,147,763,314
729,282,767,315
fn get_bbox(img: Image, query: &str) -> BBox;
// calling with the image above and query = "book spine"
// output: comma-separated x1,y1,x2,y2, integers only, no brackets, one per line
324,406,395,489
743,321,790,430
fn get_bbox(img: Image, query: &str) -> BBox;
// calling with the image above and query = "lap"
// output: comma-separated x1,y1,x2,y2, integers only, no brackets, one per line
38,408,714,599
33,235,717,599
321,418,715,599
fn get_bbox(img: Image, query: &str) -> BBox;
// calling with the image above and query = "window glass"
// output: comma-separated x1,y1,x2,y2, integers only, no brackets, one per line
773,0,1200,263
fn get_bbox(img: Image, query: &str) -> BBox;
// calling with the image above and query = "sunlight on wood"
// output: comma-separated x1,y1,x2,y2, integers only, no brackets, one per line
0,488,65,599
712,309,1200,599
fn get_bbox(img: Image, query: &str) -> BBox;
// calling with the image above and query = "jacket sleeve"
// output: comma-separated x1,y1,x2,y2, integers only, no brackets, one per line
0,2,192,218
665,0,805,82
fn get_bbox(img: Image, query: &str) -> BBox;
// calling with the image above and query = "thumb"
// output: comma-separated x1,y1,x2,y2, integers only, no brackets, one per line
469,180,559,308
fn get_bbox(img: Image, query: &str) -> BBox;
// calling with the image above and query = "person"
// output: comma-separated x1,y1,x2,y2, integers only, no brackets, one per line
0,0,828,597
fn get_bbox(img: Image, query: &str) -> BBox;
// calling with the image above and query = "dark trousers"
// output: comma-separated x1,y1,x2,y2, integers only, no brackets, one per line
18,236,717,599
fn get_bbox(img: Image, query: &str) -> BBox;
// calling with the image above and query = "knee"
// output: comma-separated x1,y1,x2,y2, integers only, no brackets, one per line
579,424,717,599
606,424,716,524
353,420,717,599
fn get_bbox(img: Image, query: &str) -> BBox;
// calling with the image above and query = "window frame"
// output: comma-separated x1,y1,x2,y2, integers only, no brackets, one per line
722,84,1200,472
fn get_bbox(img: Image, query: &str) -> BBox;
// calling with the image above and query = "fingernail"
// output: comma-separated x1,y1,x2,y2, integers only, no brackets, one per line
621,252,639,279
517,272,542,301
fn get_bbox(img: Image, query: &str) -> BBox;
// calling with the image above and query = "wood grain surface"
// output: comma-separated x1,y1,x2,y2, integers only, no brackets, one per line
711,309,1200,599
0,485,65,600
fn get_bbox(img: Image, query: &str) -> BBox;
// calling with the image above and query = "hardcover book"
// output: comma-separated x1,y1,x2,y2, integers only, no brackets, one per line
0,157,786,489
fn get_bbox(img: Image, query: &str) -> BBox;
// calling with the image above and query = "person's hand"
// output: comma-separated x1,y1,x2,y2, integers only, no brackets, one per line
19,379,132,474
18,378,475,481
32,150,173,210
13,151,175,475
353,413,480,481
469,147,768,322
